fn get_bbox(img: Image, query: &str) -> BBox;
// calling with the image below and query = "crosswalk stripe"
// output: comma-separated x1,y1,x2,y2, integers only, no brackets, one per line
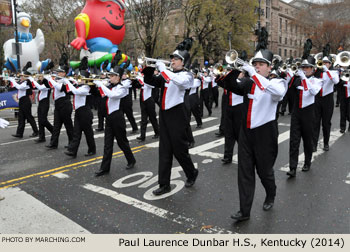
0,187,90,234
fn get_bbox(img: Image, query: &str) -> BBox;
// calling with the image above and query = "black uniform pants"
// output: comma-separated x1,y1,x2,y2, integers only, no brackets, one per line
339,92,350,131
16,96,38,136
219,92,228,133
140,98,159,138
121,94,138,131
200,89,212,117
68,106,96,155
158,104,197,186
100,110,135,172
37,98,53,140
223,104,243,160
238,120,278,216
210,86,219,107
189,93,202,126
184,93,194,143
50,99,73,147
97,96,106,130
289,105,314,169
313,93,334,147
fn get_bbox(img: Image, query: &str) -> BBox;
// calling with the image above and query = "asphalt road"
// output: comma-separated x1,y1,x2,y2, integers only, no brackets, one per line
0,93,349,234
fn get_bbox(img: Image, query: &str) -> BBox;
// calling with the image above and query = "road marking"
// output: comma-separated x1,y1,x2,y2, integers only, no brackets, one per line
280,128,343,172
82,183,232,234
345,173,350,185
0,146,147,189
0,187,90,234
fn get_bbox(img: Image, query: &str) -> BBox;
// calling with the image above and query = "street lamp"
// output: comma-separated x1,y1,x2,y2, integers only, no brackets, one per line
13,0,21,71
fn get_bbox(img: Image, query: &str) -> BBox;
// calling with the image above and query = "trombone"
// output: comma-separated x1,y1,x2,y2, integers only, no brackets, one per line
137,52,171,69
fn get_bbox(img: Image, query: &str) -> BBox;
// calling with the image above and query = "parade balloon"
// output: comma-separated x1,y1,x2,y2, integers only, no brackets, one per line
205,61,209,66
3,12,51,73
70,0,132,71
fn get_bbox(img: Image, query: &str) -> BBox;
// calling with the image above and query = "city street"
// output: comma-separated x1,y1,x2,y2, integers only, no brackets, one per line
0,94,349,234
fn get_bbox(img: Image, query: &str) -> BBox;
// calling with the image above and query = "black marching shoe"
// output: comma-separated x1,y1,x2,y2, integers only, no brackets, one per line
34,138,46,143
323,144,329,151
46,144,57,149
64,151,77,158
263,201,274,211
85,151,96,157
126,161,136,170
30,132,38,137
131,128,138,134
340,129,345,134
12,134,23,138
215,131,224,137
185,169,199,188
312,145,317,152
196,124,202,129
230,211,250,222
188,141,195,149
95,170,109,177
95,128,104,132
287,168,296,177
221,158,232,164
208,111,212,117
302,164,310,172
152,185,171,196
152,134,159,139
136,136,145,142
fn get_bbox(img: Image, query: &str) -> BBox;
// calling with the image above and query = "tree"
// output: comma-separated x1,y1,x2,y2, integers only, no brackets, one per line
20,0,85,64
124,0,175,57
181,0,257,65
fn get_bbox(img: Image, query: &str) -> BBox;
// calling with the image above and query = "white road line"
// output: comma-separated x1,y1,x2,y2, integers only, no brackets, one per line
280,128,343,172
0,187,90,234
52,173,70,179
345,173,350,185
82,183,232,234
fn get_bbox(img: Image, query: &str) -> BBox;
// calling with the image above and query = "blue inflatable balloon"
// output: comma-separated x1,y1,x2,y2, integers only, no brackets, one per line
204,61,209,66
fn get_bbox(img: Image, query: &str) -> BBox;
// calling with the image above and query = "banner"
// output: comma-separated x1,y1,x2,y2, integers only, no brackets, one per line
0,0,12,26
0,90,18,110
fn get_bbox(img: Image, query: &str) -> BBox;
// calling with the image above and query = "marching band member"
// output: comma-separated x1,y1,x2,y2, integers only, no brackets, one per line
200,69,212,117
142,38,198,196
63,72,96,158
45,66,74,149
94,65,136,177
338,69,350,133
313,49,340,151
135,74,159,142
28,75,53,143
8,73,39,138
189,69,202,129
210,73,219,108
287,53,322,177
223,46,286,221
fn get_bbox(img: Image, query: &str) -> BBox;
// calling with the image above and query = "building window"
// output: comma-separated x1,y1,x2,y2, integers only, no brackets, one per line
294,51,297,57
266,7,270,19
280,18,282,31
286,8,288,14
279,36,282,43
295,40,297,46
285,37,287,44
266,22,270,32
279,48,282,56
266,0,271,5
290,50,292,56
285,20,288,32
290,39,293,45
284,49,287,57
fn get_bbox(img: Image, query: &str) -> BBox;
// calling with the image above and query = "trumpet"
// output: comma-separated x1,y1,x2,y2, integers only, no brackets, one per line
279,64,288,72
225,49,247,71
137,52,171,69
340,69,350,82
314,53,324,69
335,51,350,67
213,63,224,75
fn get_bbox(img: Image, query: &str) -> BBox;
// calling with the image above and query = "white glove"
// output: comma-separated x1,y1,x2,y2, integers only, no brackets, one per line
241,63,256,76
93,80,103,87
0,118,10,128
156,61,166,72
297,69,306,79
322,65,328,72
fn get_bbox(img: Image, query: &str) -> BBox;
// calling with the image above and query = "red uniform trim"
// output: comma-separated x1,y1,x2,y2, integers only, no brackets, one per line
229,92,232,106
247,83,256,129
252,75,265,91
302,79,308,91
299,90,303,108
326,71,332,80
161,71,171,82
161,87,168,110
289,76,295,88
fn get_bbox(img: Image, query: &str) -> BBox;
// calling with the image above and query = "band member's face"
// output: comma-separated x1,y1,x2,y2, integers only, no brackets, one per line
122,73,127,80
324,62,331,69
20,75,25,81
253,61,271,77
110,74,120,83
58,72,66,78
301,66,313,76
171,57,184,71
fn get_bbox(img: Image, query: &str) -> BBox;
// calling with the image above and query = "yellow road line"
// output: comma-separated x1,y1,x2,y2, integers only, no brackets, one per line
0,146,147,187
